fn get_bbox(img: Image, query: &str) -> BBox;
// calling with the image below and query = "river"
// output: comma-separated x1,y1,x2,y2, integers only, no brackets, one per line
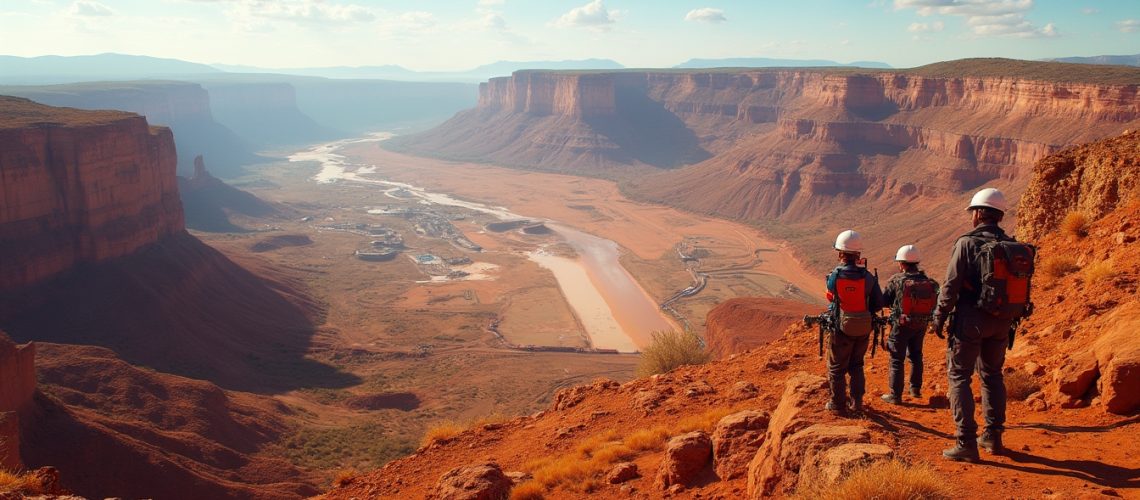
290,136,675,352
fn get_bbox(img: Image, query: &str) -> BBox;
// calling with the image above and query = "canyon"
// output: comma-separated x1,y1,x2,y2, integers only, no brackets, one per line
391,60,1140,270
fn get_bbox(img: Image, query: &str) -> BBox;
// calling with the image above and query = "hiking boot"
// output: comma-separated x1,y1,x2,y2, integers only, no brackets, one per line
979,431,1004,454
942,440,980,463
909,387,922,399
880,393,902,405
848,399,864,414
825,401,849,416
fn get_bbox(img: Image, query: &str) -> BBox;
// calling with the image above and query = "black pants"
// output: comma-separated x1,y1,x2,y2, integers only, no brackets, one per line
947,313,1009,440
828,331,869,408
887,325,924,397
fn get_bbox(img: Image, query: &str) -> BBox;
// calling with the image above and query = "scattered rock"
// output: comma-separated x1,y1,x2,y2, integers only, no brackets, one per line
1024,361,1045,377
657,431,713,489
731,381,760,400
1052,351,1099,407
1113,232,1136,245
666,483,685,495
801,443,894,488
685,381,715,398
746,372,830,498
635,390,667,411
590,410,612,419
430,463,511,500
712,410,771,480
606,462,639,484
1026,391,1049,412
1090,305,1140,414
30,466,61,495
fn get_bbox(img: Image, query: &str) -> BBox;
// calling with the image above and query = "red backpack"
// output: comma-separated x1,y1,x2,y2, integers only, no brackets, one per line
894,275,937,328
834,269,873,337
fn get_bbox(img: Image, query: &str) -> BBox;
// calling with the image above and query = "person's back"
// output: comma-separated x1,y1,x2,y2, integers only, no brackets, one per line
823,230,885,415
880,244,937,405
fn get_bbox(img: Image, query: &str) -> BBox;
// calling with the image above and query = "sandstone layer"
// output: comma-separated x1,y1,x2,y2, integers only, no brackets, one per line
0,330,34,472
0,96,185,294
391,59,1140,271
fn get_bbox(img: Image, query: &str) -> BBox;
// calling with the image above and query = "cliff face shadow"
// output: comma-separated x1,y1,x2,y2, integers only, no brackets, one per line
0,232,360,394
585,86,710,168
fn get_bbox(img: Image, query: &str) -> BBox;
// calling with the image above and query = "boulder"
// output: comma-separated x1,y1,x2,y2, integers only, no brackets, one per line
730,381,760,400
800,443,893,488
656,431,712,488
430,463,512,500
1091,306,1140,414
1052,351,1098,407
606,462,639,484
745,372,830,498
778,425,872,485
712,410,771,480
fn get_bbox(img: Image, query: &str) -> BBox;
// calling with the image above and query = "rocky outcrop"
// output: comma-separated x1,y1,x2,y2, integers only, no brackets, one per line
0,82,262,176
706,298,821,358
711,410,770,480
0,97,185,294
1052,302,1140,414
0,331,34,472
178,155,276,232
429,463,512,500
1017,130,1140,242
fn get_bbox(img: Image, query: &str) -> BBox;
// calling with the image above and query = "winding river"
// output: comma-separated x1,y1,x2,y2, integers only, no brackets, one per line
290,136,674,352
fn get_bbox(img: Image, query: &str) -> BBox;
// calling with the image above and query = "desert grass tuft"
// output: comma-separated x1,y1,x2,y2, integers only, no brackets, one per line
332,469,357,488
0,469,48,495
1040,255,1079,279
509,481,546,500
420,420,467,447
1005,370,1042,401
1061,211,1090,238
1082,259,1115,284
796,459,953,500
623,426,670,452
636,329,711,377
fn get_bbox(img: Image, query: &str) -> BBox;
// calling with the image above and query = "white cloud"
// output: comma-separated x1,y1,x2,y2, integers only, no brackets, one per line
236,0,376,25
894,0,1057,38
1081,7,1099,15
907,20,944,32
477,0,505,5
554,0,618,30
685,8,727,23
70,0,113,16
1119,19,1140,33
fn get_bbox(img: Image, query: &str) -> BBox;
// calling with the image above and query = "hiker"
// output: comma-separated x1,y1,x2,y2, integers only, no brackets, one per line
880,245,938,405
932,188,1036,462
824,229,886,415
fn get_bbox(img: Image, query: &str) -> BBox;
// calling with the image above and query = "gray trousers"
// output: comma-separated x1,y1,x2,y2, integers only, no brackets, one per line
828,332,870,408
887,325,924,397
946,309,1011,440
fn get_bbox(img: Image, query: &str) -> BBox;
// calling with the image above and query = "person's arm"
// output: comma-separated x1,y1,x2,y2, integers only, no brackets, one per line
933,237,970,335
881,277,897,311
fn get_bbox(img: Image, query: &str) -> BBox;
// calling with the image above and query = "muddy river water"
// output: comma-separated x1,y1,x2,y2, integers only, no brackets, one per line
291,135,675,352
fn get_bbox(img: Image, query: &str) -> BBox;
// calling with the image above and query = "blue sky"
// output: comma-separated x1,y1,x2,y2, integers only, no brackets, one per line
1,0,1138,70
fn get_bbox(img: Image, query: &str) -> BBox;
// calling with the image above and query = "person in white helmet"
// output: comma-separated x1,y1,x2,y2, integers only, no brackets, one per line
880,244,939,405
823,229,885,416
933,187,1030,462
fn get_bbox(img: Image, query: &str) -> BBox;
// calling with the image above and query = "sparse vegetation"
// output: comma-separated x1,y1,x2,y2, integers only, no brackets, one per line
636,329,711,377
421,421,467,447
1005,370,1043,401
509,481,546,500
0,469,49,496
332,469,357,488
279,423,415,471
1082,259,1116,284
1061,211,1090,238
796,459,954,500
1040,255,1079,279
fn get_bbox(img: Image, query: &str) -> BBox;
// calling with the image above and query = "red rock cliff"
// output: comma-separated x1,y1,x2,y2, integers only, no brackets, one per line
0,331,34,471
0,96,185,293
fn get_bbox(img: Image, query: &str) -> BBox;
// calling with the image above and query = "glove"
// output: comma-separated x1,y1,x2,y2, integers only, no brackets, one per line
932,319,946,339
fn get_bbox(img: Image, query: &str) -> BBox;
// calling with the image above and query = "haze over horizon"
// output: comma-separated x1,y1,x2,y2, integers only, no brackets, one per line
2,0,1138,72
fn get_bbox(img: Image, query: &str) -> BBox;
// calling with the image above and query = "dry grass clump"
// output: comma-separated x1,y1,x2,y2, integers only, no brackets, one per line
636,329,711,377
1082,259,1116,284
420,421,467,447
510,481,546,500
1060,211,1090,238
0,470,49,495
1040,255,1079,279
1005,370,1042,401
623,426,670,452
797,459,953,500
332,469,357,488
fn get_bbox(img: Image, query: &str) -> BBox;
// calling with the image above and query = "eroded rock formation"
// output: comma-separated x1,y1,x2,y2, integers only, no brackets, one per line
0,331,34,471
0,96,185,294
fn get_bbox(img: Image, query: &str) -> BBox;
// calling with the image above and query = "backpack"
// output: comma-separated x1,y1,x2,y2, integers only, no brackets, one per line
974,236,1036,320
834,268,873,337
894,275,937,328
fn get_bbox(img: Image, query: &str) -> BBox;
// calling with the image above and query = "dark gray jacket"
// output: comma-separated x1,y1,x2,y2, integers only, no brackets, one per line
934,224,1016,337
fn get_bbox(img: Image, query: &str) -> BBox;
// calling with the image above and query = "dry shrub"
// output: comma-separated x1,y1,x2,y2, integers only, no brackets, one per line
420,421,466,447
1061,211,1090,238
509,481,546,500
675,406,738,434
636,330,711,377
1005,370,1042,401
332,469,357,488
0,470,47,495
624,426,670,452
1040,255,1079,279
797,460,953,500
1082,259,1115,284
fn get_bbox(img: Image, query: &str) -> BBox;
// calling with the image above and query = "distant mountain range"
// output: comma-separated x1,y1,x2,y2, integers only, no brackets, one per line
1042,54,1140,66
210,58,625,82
0,53,221,84
674,57,892,69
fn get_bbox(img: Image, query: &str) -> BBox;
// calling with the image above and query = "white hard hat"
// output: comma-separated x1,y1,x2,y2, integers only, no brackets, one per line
967,187,1007,213
895,244,921,263
834,230,863,253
